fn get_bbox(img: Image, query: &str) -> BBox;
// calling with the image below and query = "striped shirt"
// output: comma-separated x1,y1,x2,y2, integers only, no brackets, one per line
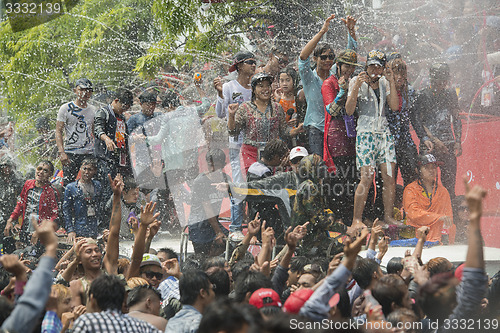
72,309,161,333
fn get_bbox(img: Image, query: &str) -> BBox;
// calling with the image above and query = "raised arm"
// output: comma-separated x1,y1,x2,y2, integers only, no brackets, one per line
464,180,486,270
384,66,400,112
102,174,123,275
127,201,160,279
299,14,335,61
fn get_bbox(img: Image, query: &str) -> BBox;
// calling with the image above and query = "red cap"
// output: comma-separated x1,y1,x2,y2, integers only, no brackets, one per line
328,293,340,308
249,288,282,309
283,289,314,314
454,263,465,281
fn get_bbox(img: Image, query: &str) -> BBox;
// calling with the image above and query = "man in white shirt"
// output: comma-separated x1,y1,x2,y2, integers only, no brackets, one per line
56,78,96,186
345,50,400,230
213,51,256,242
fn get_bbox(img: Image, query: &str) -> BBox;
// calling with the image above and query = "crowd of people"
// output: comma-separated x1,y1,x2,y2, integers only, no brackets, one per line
0,9,498,333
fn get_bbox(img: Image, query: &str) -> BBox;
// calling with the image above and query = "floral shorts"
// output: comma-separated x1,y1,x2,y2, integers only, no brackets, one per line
356,132,396,169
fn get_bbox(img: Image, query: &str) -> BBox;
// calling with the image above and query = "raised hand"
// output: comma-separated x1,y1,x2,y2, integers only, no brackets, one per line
140,202,160,227
109,173,124,196
33,219,58,248
247,212,262,236
464,178,487,218
320,14,336,34
327,252,344,275
341,15,357,32
416,226,430,240
261,220,275,245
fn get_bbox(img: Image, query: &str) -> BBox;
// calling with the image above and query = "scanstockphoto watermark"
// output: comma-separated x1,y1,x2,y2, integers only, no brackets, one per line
289,318,499,331
288,319,400,331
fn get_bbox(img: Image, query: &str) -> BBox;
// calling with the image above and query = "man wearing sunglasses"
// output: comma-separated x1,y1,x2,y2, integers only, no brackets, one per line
139,254,164,289
298,15,358,158
56,78,97,186
213,51,256,242
256,45,289,78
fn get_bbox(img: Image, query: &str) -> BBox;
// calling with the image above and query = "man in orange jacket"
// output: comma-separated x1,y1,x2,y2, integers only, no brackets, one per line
402,154,456,245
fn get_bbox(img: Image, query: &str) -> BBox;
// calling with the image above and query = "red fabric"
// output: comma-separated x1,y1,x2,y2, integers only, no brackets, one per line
10,179,59,226
321,75,356,172
240,144,258,176
322,75,339,171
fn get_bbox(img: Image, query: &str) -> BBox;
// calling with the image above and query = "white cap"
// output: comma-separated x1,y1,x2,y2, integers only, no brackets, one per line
289,146,308,161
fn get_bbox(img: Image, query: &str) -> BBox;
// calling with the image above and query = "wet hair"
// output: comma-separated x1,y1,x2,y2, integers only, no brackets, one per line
372,274,409,317
52,284,71,303
203,256,227,271
181,254,204,271
261,139,288,162
387,308,420,333
278,67,299,94
313,43,334,58
387,257,404,275
425,257,453,277
289,256,310,274
138,90,158,104
39,160,54,175
231,259,254,283
179,270,211,305
35,116,49,131
158,248,177,261
114,88,134,106
197,298,250,333
161,89,180,109
127,284,161,308
336,288,352,318
123,177,138,193
89,274,126,311
81,157,98,170
233,271,273,303
352,258,380,289
418,272,457,320
260,305,282,318
205,148,226,169
206,267,230,298
388,58,409,104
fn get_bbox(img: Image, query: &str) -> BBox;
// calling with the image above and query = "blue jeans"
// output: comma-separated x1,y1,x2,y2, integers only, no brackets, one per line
229,147,244,232
307,126,324,158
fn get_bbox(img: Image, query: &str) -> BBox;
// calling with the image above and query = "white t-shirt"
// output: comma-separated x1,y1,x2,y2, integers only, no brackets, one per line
56,101,96,154
215,79,252,147
348,76,391,133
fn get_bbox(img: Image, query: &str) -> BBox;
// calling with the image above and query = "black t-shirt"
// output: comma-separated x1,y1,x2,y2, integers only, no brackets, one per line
414,88,459,144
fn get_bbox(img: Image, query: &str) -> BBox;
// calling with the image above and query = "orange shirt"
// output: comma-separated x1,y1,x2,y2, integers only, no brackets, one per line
403,180,455,243
279,98,296,122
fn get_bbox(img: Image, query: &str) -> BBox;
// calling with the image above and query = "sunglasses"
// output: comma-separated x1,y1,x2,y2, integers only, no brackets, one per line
319,54,335,60
290,157,303,164
243,59,257,65
144,271,163,280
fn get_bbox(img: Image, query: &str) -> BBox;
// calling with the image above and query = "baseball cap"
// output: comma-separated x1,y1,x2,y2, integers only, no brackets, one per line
336,49,362,67
283,288,314,314
139,91,158,103
429,63,450,80
249,288,282,309
228,51,256,72
328,293,340,308
75,78,93,89
250,72,273,89
417,154,443,167
140,254,162,268
289,146,308,161
366,50,386,67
